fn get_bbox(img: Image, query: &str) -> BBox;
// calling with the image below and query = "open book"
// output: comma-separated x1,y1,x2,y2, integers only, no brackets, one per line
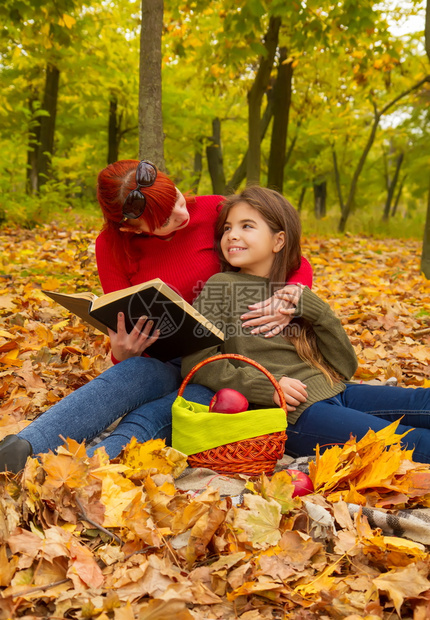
43,279,224,362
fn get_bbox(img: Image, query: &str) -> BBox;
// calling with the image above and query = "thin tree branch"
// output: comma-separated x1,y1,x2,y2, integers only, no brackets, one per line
75,497,122,545
380,75,430,117
12,579,70,598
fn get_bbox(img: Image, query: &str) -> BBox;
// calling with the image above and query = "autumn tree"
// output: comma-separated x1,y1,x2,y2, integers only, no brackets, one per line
0,0,87,193
337,76,430,233
421,0,430,278
139,0,165,169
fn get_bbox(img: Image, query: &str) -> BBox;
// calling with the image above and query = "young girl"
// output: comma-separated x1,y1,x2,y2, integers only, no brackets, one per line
182,186,430,463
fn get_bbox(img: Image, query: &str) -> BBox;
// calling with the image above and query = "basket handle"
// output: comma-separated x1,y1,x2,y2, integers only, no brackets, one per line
178,353,287,415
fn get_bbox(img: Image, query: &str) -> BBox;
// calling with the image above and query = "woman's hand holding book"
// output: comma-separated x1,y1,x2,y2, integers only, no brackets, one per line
108,312,160,362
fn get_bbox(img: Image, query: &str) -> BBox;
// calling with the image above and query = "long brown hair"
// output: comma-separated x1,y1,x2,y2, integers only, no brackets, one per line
216,186,341,386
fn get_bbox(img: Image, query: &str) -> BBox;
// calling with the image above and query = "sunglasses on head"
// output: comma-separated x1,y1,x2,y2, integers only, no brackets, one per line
121,160,158,222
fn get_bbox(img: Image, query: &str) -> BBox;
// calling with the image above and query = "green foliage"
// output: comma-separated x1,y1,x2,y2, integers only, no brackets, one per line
1,177,100,230
0,0,428,236
300,197,427,240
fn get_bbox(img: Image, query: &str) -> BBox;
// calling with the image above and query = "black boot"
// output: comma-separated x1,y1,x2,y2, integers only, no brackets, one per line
0,435,33,473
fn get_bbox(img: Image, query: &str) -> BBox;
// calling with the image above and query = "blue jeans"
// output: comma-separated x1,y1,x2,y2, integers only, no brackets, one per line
88,383,214,458
18,357,214,459
286,383,430,463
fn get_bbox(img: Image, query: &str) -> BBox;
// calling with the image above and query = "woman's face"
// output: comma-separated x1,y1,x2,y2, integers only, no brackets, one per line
120,190,190,237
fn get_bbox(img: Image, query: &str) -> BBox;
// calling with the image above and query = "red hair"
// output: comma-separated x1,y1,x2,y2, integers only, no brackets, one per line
97,160,177,232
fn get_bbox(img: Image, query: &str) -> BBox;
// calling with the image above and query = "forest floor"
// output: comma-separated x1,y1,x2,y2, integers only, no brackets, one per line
1,225,430,618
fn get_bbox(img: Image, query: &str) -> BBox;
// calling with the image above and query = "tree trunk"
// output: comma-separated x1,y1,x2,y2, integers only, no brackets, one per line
267,48,293,193
421,176,430,278
338,75,429,232
206,118,227,195
420,0,430,275
313,180,327,219
26,98,40,195
332,147,345,213
108,96,121,164
297,186,306,213
284,127,299,170
338,110,380,233
227,93,274,193
139,0,165,170
382,152,403,221
382,144,390,191
190,145,203,194
37,64,60,190
247,16,280,185
391,174,406,216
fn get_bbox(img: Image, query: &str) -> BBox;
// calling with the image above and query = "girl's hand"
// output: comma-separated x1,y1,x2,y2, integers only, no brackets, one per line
274,284,304,310
274,376,308,412
241,284,305,338
108,312,160,362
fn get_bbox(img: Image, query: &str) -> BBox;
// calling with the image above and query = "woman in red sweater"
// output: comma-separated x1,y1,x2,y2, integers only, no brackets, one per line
0,160,312,472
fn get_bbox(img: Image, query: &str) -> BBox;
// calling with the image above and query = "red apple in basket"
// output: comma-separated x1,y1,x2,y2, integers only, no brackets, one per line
209,389,249,414
286,469,314,497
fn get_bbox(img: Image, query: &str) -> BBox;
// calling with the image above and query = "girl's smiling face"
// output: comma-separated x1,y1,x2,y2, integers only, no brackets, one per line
120,190,190,237
220,202,285,278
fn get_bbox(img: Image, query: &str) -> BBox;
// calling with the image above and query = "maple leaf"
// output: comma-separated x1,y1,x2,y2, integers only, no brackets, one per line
144,475,176,528
233,494,282,549
246,471,301,514
0,487,21,544
121,492,164,547
373,564,430,615
362,533,427,568
186,504,226,565
97,470,142,528
308,420,429,508
293,565,339,600
327,483,367,505
171,499,212,535
309,443,344,492
0,544,18,587
121,437,187,478
68,536,105,589
39,447,89,491
332,500,356,531
227,577,284,601
7,527,43,565
257,554,300,581
278,530,325,572
403,470,430,500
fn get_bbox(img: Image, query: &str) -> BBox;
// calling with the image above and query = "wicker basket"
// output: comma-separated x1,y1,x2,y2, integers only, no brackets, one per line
178,353,288,476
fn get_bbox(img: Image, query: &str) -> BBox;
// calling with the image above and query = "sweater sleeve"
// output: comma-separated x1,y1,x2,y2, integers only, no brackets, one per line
96,233,132,294
296,287,358,380
287,256,313,288
181,278,277,406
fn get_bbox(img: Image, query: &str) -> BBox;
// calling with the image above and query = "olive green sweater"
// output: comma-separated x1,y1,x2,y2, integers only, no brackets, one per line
181,272,358,424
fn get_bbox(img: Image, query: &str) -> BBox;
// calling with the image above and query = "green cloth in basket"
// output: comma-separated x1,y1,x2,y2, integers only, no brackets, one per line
172,396,287,456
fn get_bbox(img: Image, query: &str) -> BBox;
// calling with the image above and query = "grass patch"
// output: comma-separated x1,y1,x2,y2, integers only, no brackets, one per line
300,205,426,240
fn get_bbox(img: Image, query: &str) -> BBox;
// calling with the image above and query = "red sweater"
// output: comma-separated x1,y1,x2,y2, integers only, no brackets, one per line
96,195,313,302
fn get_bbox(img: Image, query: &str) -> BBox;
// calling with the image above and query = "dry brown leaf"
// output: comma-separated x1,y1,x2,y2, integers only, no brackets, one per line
372,564,430,614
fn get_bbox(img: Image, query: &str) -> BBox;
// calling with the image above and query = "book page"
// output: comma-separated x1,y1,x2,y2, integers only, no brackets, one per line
42,290,108,335
90,278,164,309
